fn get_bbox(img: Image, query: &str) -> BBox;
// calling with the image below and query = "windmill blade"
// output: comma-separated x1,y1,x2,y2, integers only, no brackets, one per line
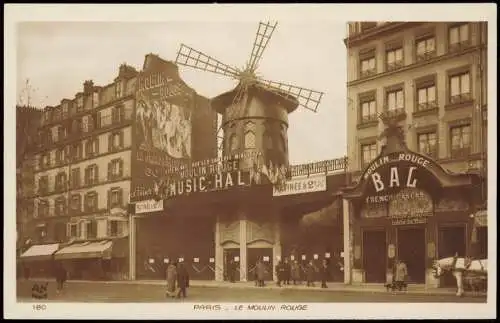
248,21,278,72
175,44,240,80
256,79,324,112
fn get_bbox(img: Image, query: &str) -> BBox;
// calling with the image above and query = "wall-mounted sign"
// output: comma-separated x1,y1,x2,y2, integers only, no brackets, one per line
301,255,306,260
194,258,199,263
272,174,327,196
388,244,395,259
164,258,169,264
263,256,269,262
388,188,433,225
234,256,239,262
354,245,361,260
209,257,215,263
313,254,319,260
289,157,347,177
178,258,184,262
290,255,295,261
148,258,155,264
325,253,331,258
135,199,164,214
427,242,436,259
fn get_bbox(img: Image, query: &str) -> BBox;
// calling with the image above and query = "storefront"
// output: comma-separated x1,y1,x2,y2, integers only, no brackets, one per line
342,130,483,287
18,243,60,279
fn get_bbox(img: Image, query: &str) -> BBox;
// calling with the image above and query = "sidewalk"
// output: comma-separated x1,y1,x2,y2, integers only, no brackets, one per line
22,278,487,297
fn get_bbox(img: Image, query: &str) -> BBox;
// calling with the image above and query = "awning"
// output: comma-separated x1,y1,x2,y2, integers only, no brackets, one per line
54,240,113,260
474,210,487,227
20,243,59,261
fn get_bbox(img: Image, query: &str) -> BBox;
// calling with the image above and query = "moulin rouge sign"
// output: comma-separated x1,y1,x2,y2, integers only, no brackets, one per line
363,152,433,203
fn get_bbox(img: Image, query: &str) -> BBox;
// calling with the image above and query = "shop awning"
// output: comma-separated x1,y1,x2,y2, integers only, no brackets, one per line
474,210,487,227
54,240,113,260
19,243,59,261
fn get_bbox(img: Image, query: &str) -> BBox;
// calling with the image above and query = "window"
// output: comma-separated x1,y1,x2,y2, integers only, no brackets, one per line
112,106,123,124
244,131,256,149
55,147,67,164
84,192,98,212
85,137,99,157
361,143,377,168
109,220,119,237
93,92,100,109
229,134,239,153
386,88,404,113
418,132,438,158
57,125,67,141
416,83,437,111
55,172,67,192
450,124,471,157
386,47,403,71
71,142,83,161
359,55,376,78
38,176,49,195
70,194,81,212
86,221,97,239
109,131,123,151
71,168,81,189
82,115,92,133
359,94,377,123
449,72,471,104
115,81,122,98
76,96,84,112
72,119,82,134
36,224,47,241
109,188,123,208
108,159,123,180
85,165,99,185
449,23,470,51
55,197,66,216
416,36,436,61
37,200,49,218
68,223,79,239
40,154,50,168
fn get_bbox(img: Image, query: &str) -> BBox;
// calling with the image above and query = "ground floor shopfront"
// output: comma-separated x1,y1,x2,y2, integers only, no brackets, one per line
129,174,347,283
342,139,485,287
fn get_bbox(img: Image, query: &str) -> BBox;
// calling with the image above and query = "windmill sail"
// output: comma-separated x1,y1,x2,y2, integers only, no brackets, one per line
256,79,324,112
248,21,278,72
176,44,240,79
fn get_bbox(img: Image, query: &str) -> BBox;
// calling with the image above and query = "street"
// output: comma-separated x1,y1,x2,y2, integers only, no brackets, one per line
17,280,486,303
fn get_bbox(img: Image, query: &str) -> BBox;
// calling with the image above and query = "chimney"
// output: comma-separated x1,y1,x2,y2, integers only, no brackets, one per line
83,80,94,94
119,63,138,79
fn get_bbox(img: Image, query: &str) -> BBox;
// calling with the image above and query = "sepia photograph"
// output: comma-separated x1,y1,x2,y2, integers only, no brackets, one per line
4,3,497,320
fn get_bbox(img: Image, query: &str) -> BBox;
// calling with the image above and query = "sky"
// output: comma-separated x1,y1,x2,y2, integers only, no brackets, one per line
16,21,348,165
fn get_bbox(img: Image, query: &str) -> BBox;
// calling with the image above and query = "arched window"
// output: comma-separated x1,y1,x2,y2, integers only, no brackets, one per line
229,134,239,152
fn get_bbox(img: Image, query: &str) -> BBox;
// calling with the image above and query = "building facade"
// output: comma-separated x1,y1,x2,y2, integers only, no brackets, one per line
342,22,487,287
22,64,138,279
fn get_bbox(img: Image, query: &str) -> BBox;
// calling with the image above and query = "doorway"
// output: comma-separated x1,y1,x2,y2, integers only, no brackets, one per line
247,248,273,281
223,248,240,282
438,225,466,287
363,229,387,283
397,227,426,283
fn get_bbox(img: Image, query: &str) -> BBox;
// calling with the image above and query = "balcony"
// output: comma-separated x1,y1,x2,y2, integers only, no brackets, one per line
386,60,404,72
416,50,437,62
446,93,473,110
360,68,377,79
451,147,471,159
380,108,406,122
448,40,471,53
357,114,379,129
413,101,439,117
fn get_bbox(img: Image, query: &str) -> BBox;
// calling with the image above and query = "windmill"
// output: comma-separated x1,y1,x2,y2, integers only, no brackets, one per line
175,21,325,185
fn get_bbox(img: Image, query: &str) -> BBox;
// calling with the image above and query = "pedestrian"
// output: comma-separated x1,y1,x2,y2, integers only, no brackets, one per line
256,259,266,287
283,258,291,285
291,260,301,285
320,259,329,288
228,259,236,283
176,262,190,299
55,263,67,294
166,262,178,298
394,259,408,291
253,260,259,287
275,260,285,287
306,260,316,287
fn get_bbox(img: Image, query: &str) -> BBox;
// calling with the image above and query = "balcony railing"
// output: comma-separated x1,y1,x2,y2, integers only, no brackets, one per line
416,50,437,62
451,147,471,159
449,93,472,105
448,40,471,53
360,68,377,79
386,60,404,72
359,114,379,125
381,108,406,120
416,101,438,112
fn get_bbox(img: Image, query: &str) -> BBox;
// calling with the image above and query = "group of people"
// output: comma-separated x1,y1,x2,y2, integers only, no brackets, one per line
275,258,330,288
165,262,190,299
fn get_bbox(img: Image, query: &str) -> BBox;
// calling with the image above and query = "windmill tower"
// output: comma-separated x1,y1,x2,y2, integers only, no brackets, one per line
175,21,325,185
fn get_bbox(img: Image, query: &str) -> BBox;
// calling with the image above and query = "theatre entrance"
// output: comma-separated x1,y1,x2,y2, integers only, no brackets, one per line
363,229,387,283
223,248,240,282
247,248,273,281
397,227,426,283
438,225,466,287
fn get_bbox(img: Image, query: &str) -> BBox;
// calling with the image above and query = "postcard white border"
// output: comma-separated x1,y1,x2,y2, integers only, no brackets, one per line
4,3,497,320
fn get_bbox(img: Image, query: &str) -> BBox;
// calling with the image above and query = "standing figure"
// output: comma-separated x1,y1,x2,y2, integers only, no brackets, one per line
166,262,178,298
256,259,266,287
283,258,291,285
276,260,285,287
394,259,408,291
306,260,316,287
55,263,67,294
176,262,190,299
291,260,301,285
227,259,236,283
320,259,329,288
